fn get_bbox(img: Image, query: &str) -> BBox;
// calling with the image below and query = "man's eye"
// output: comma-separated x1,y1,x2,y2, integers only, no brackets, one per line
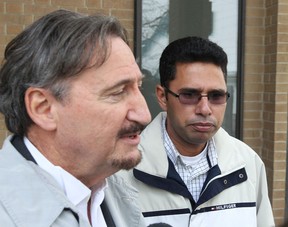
111,89,125,96
181,92,198,99
210,92,225,98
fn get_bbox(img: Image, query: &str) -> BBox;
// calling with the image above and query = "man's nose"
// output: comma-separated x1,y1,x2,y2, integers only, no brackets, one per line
128,89,151,126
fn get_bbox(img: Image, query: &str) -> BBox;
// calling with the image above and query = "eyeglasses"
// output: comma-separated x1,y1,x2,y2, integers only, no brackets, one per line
164,86,230,105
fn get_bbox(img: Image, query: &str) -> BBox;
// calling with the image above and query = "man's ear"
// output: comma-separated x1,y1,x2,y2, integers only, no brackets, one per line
156,85,167,111
25,87,57,131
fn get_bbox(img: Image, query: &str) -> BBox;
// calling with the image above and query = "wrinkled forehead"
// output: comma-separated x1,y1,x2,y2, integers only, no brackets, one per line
81,37,141,86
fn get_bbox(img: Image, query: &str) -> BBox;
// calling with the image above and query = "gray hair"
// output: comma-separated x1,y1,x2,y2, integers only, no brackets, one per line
0,9,128,136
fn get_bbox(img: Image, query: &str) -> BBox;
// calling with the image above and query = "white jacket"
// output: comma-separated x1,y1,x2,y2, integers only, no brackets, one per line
118,112,275,227
0,135,146,227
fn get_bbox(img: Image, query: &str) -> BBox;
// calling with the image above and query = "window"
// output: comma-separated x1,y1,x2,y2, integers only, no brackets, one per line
135,0,244,138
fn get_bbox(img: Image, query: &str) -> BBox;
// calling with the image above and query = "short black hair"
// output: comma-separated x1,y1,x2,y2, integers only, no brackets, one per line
159,36,228,87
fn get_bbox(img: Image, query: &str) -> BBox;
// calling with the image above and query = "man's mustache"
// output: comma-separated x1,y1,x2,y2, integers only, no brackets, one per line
117,123,146,137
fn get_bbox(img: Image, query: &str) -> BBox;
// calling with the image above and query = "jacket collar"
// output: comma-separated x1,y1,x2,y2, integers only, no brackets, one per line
136,112,169,176
137,112,246,176
134,112,248,207
105,174,147,227
0,136,85,226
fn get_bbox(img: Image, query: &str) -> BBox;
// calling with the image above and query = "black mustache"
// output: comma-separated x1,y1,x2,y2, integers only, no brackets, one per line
117,123,145,137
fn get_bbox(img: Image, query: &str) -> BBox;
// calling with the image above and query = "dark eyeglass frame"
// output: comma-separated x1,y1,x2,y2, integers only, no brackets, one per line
164,86,230,105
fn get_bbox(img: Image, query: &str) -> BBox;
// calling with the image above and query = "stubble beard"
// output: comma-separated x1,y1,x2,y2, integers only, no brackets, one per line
111,149,142,170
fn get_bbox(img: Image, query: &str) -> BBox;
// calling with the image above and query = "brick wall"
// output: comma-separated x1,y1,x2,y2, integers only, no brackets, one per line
244,0,288,225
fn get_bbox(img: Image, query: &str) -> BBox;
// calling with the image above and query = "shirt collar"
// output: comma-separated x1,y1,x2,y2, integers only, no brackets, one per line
23,137,107,206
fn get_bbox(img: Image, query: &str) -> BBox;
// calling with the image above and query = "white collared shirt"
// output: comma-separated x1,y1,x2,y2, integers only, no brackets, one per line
24,137,107,227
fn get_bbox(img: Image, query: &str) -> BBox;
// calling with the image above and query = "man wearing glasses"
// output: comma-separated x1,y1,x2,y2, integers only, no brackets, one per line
119,36,275,227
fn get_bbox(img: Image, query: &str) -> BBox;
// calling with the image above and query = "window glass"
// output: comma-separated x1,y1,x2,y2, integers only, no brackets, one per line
138,0,240,136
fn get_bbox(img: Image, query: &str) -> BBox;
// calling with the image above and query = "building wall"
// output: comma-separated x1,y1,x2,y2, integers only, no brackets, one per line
0,0,135,61
0,0,288,225
244,0,288,225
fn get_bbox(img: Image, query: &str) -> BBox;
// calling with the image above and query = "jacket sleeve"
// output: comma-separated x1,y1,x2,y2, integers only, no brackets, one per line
0,203,17,227
256,161,275,227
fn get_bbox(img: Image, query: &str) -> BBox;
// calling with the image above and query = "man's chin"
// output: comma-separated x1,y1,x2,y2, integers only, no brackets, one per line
112,151,142,170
